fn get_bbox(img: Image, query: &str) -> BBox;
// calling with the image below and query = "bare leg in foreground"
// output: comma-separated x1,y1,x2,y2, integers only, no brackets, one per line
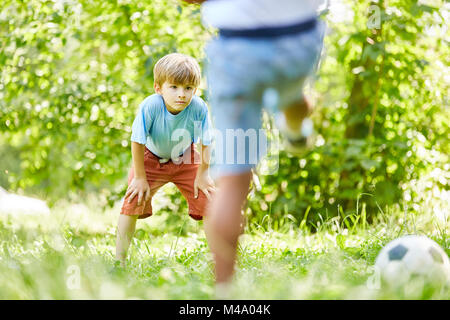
204,171,252,284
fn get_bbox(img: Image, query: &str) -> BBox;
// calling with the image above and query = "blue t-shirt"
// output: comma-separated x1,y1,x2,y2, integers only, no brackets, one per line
131,94,213,160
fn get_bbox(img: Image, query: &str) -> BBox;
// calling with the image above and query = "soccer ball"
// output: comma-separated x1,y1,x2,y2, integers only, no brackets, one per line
374,235,450,287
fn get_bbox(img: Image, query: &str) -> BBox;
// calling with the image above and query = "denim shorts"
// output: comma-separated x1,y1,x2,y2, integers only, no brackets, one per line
205,20,325,177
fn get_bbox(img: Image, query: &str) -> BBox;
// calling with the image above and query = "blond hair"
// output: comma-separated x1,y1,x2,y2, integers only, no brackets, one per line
153,53,201,87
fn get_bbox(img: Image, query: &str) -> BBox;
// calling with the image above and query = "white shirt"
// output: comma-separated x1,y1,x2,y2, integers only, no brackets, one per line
201,0,321,30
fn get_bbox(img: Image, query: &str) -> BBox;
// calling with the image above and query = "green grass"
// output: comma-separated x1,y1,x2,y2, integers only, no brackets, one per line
0,192,448,300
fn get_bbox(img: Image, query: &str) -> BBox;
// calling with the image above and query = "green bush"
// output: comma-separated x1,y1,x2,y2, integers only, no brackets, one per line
247,0,448,227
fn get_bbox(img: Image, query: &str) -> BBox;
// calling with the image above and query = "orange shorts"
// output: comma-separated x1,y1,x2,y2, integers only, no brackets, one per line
120,144,208,220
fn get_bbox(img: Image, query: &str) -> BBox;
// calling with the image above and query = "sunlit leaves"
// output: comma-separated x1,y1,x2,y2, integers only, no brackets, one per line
0,0,206,200
248,0,448,227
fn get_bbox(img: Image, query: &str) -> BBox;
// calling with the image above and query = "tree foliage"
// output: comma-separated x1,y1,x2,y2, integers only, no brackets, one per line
0,0,207,202
248,0,448,225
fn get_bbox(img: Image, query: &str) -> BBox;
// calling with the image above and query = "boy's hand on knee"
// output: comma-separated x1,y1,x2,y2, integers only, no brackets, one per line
126,177,151,206
194,172,215,201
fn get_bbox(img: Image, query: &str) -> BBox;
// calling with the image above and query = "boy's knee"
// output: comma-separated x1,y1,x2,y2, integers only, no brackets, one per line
120,213,139,221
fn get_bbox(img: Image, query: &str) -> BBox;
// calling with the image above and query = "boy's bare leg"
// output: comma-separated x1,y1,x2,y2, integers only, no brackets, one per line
282,96,313,132
115,214,138,267
204,171,252,284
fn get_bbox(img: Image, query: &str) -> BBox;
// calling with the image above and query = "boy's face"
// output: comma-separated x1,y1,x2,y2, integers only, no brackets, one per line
154,81,197,114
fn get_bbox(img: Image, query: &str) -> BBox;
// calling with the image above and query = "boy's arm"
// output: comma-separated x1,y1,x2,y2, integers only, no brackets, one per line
131,142,146,178
194,144,215,200
197,144,211,174
125,142,150,206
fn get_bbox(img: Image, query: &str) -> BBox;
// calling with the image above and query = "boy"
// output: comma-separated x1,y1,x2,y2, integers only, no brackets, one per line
116,53,215,268
197,0,325,290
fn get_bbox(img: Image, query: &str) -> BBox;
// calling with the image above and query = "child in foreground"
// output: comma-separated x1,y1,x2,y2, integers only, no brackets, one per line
116,53,215,268
192,0,325,296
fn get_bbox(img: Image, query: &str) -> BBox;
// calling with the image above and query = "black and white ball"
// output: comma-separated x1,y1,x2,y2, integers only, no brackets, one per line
375,235,450,286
